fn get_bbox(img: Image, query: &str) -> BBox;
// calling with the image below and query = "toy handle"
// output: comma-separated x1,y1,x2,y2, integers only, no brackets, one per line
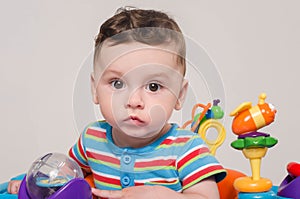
198,119,226,156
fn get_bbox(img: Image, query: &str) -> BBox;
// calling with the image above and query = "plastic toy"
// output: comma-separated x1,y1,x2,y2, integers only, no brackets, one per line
277,162,300,199
182,99,226,155
217,168,247,199
230,93,278,196
18,153,92,199
231,93,276,136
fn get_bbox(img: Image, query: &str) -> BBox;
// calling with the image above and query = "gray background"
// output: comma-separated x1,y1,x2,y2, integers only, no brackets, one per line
1,0,299,186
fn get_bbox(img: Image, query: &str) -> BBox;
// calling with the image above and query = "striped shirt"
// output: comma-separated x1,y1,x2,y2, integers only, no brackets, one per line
69,121,226,192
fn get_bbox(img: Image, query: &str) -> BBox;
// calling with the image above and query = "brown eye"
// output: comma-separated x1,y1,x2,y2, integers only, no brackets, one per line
146,83,161,92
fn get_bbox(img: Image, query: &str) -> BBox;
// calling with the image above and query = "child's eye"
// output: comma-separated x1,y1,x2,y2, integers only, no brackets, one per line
146,82,161,92
111,79,125,89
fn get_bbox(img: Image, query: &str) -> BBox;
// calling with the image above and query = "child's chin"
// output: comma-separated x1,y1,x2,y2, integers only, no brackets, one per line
122,128,160,138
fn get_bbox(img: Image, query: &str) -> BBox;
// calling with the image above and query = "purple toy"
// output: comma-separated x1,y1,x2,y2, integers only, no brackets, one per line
237,131,270,139
18,153,92,199
277,162,300,199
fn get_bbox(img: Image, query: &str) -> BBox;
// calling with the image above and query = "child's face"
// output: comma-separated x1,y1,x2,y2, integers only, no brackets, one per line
92,42,188,143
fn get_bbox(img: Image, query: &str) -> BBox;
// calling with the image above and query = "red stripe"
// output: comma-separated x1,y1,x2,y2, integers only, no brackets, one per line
160,137,190,146
177,147,210,169
135,159,176,168
134,182,144,186
149,179,178,184
78,136,86,160
86,151,120,165
183,165,223,187
94,173,121,186
68,149,89,169
86,128,106,139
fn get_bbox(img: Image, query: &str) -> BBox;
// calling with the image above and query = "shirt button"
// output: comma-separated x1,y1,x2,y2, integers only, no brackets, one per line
123,155,132,164
121,176,130,186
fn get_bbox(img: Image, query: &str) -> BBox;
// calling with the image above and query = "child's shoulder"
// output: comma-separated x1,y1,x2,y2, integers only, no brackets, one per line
82,120,110,134
162,124,206,146
85,120,110,130
173,124,202,138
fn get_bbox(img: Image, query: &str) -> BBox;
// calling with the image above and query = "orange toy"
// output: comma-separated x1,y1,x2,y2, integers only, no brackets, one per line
85,174,97,199
85,174,95,188
230,93,276,135
218,169,247,199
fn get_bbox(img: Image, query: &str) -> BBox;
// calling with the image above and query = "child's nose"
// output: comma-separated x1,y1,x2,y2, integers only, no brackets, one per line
126,89,144,109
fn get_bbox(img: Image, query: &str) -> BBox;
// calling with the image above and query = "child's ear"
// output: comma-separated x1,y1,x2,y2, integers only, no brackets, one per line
175,79,188,110
91,72,99,104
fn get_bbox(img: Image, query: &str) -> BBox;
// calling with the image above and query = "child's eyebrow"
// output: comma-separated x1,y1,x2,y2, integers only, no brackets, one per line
102,69,123,77
146,72,172,80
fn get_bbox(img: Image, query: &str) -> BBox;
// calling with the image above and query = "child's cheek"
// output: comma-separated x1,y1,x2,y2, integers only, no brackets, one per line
149,104,167,127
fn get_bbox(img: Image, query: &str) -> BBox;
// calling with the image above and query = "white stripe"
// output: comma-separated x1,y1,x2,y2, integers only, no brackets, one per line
135,155,177,163
165,135,193,140
88,126,106,132
135,177,178,183
93,170,120,180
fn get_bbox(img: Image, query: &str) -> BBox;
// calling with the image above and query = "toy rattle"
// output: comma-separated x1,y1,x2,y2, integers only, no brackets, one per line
18,153,92,199
230,93,278,193
182,99,226,155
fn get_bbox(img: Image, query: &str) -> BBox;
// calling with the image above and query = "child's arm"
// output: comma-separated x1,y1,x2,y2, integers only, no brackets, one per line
182,177,219,198
92,176,219,199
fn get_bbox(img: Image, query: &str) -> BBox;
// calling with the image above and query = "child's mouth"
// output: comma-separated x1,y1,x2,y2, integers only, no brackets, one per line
126,115,146,126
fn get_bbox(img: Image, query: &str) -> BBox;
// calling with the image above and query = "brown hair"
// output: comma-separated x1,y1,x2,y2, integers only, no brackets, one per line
94,7,186,75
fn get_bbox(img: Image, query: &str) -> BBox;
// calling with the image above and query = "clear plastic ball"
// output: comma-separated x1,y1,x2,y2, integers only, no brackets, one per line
25,153,83,198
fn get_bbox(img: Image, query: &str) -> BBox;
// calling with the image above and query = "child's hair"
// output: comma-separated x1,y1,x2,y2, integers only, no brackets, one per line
94,7,186,75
